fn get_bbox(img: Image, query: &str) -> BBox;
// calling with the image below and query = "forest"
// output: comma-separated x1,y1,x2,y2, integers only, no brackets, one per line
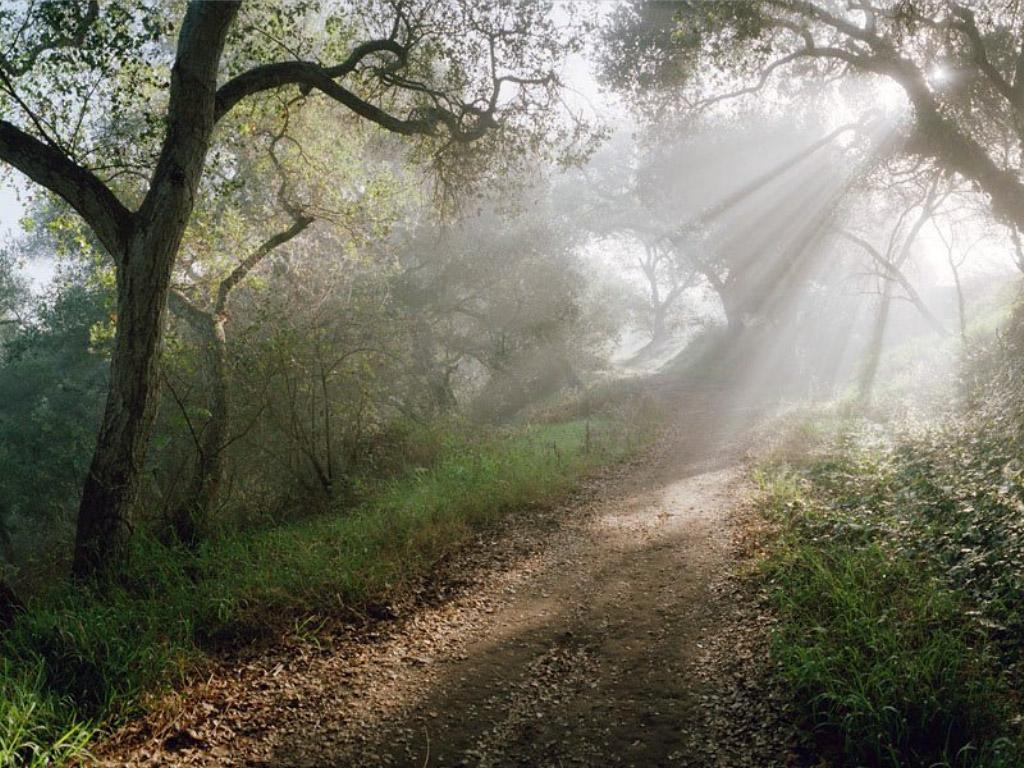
1,1,1024,766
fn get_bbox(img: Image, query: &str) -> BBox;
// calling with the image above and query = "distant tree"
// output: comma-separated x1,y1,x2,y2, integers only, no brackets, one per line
568,135,698,349
833,169,949,400
0,262,110,575
0,247,28,342
395,198,608,421
0,0,583,577
838,168,951,341
930,196,994,345
635,119,866,333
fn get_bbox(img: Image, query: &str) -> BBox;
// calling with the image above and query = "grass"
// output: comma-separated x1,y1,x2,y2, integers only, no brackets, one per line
755,419,1024,767
0,414,654,766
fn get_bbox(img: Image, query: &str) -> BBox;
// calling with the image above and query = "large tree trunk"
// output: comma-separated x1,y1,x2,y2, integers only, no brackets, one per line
72,2,239,578
73,239,179,576
631,302,671,363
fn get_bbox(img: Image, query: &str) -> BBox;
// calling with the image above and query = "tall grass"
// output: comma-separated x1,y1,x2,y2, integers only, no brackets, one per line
0,415,653,766
757,459,1022,767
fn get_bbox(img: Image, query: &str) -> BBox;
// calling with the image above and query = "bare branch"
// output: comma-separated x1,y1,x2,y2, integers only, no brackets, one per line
695,50,809,110
836,228,948,337
215,38,407,120
215,215,313,313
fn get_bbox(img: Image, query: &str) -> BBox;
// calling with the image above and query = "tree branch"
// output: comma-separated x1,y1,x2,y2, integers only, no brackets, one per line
0,119,131,257
215,33,510,143
765,0,881,48
214,38,407,121
837,228,948,337
748,9,1024,232
215,215,313,314
695,49,810,110
218,58,495,139
168,288,212,330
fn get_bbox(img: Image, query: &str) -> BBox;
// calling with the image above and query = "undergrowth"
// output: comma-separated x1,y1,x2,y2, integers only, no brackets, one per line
755,414,1024,767
0,409,656,766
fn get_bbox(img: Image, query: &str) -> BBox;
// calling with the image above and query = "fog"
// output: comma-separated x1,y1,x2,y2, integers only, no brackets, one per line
8,2,1024,763
571,96,1014,424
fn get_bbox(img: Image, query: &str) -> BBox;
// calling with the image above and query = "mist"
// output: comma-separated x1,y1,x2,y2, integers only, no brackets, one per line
2,1,1024,765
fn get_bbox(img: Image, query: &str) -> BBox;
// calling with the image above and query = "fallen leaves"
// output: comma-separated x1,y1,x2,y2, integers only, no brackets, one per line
94,392,798,767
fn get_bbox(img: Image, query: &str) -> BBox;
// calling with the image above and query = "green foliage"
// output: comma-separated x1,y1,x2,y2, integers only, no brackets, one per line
0,414,651,765
0,247,28,336
0,662,92,768
0,265,110,576
597,0,775,118
757,418,1024,766
750,300,1024,765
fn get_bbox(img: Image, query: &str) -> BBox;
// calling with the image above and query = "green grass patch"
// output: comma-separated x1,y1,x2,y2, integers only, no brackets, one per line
756,436,1024,767
0,414,654,766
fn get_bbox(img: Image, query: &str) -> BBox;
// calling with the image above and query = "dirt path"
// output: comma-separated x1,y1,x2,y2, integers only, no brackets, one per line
99,396,796,767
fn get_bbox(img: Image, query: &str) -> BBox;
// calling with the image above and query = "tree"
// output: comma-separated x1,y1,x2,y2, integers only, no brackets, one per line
164,100,410,539
832,169,948,400
0,246,28,342
633,241,697,348
566,134,698,350
166,216,311,544
0,260,110,573
638,118,868,333
228,235,405,506
604,1,1024,234
838,168,951,343
394,196,608,422
931,199,993,345
0,0,581,577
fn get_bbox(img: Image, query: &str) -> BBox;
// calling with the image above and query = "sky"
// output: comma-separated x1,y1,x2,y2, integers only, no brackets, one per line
0,181,21,235
0,179,56,288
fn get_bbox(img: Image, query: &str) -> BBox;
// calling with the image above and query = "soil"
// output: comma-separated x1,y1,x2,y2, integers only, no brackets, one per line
96,390,799,767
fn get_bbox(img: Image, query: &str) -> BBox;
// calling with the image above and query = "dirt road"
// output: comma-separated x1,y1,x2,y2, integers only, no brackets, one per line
100,396,796,767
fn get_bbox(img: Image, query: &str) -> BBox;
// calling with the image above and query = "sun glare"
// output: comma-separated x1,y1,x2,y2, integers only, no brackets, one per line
930,64,953,85
876,76,908,113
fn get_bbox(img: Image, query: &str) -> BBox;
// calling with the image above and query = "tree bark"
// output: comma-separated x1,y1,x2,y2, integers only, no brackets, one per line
72,1,240,578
